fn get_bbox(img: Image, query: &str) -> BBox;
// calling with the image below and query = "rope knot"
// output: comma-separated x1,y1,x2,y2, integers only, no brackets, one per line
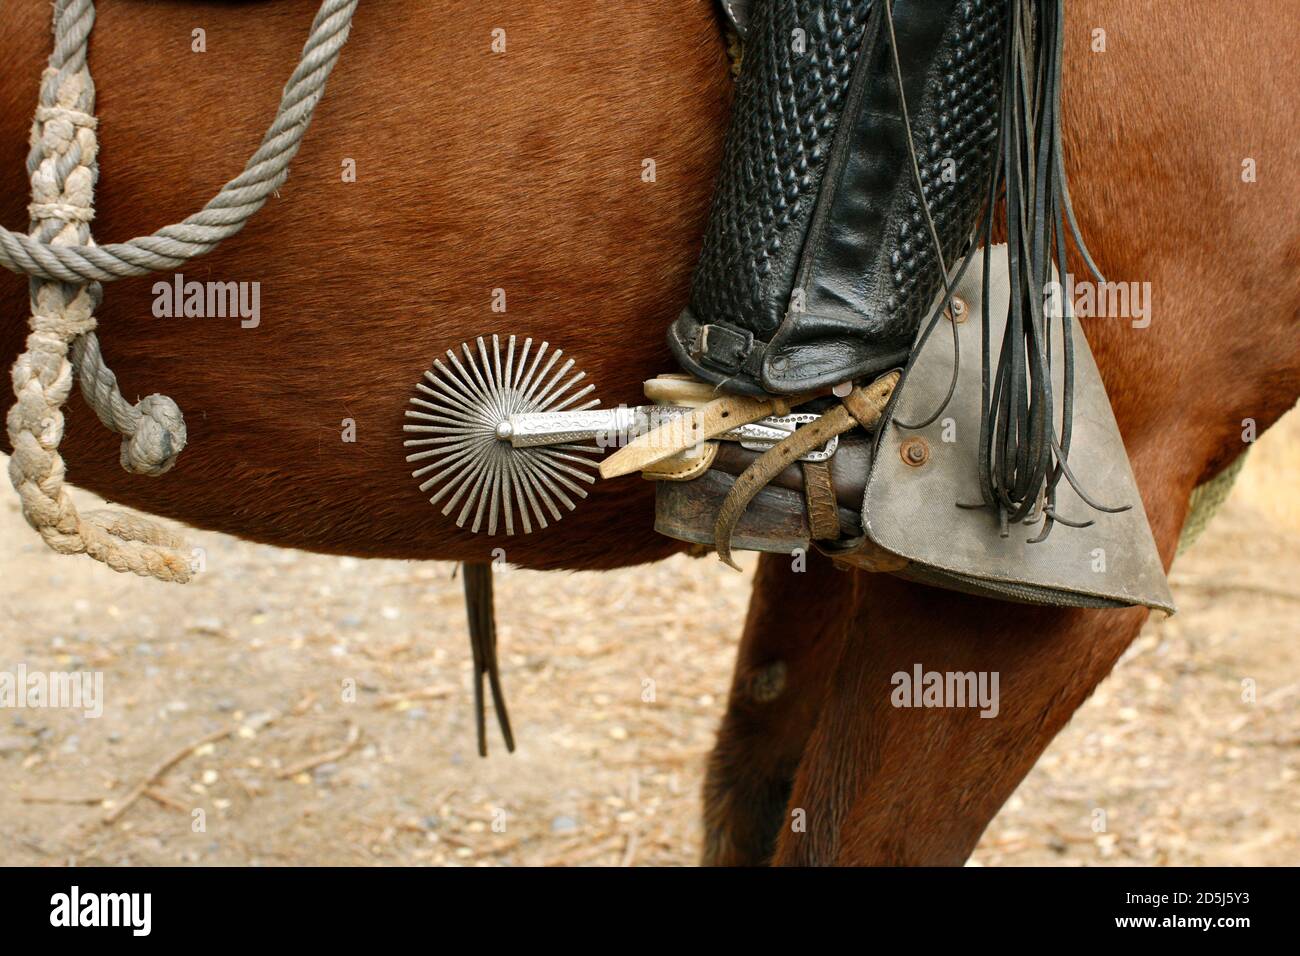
29,200,95,224
34,103,99,131
33,307,96,340
120,394,187,476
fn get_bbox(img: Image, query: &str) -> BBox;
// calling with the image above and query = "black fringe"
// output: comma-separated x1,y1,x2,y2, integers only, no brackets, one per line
895,0,1127,542
462,562,515,757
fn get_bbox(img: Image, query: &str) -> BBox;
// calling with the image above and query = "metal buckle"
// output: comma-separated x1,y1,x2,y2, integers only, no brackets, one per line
734,413,838,462
692,324,753,374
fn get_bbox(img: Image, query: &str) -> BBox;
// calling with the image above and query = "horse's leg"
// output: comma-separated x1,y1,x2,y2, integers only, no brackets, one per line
772,576,1157,865
702,550,854,865
747,0,1300,865
767,313,1296,864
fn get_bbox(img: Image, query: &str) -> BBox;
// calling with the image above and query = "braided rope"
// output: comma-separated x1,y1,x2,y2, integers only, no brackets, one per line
0,0,359,283
5,0,358,582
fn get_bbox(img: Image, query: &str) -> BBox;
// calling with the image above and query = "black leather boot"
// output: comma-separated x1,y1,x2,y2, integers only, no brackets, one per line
672,0,1006,396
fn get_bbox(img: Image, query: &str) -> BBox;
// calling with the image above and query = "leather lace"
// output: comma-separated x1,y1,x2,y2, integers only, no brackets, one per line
889,0,1129,541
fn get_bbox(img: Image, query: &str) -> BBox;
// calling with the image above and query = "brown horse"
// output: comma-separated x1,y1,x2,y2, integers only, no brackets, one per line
2,0,1297,865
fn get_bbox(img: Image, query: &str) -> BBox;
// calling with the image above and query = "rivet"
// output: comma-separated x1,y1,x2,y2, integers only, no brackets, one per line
900,438,930,467
947,296,968,323
832,381,852,398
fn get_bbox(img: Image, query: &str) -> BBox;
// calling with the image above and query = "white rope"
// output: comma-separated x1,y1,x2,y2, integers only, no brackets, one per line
4,0,359,582
0,0,359,283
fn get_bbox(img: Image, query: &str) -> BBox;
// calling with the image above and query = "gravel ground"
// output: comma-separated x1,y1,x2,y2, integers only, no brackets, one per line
1,412,1296,866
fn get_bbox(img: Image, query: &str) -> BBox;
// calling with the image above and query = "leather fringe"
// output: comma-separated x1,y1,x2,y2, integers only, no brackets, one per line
462,562,515,757
895,0,1125,542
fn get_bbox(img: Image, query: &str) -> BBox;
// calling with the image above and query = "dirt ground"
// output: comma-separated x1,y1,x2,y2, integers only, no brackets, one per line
1,412,1296,867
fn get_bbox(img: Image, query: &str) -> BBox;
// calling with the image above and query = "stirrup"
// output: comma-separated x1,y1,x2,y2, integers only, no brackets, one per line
647,245,1174,613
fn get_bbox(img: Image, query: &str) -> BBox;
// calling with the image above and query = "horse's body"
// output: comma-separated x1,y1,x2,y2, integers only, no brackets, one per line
2,0,1297,864
0,0,732,570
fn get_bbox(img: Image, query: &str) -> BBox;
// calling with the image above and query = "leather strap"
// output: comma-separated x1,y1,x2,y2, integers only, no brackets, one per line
712,372,898,569
712,404,857,568
843,371,899,426
599,390,815,479
801,460,841,540
711,436,872,510
816,533,910,572
462,562,515,757
641,442,719,481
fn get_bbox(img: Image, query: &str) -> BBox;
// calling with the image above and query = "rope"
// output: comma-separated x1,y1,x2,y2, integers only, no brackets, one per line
0,0,359,283
71,332,186,475
4,0,358,582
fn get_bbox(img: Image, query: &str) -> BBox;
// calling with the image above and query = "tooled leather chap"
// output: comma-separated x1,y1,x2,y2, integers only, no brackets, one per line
673,0,1005,397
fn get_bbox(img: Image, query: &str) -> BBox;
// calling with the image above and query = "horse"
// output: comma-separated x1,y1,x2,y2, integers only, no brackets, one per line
1,0,1296,865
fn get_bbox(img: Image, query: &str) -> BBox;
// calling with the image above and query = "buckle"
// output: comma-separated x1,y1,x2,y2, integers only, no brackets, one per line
691,324,753,374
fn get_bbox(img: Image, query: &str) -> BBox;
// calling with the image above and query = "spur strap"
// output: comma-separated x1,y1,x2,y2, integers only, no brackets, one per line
641,442,720,482
801,460,841,540
712,372,897,568
600,390,817,479
462,562,515,757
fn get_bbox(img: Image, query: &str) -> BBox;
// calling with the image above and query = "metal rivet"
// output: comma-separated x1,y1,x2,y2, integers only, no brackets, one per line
900,438,930,467
947,296,968,323
832,381,852,398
